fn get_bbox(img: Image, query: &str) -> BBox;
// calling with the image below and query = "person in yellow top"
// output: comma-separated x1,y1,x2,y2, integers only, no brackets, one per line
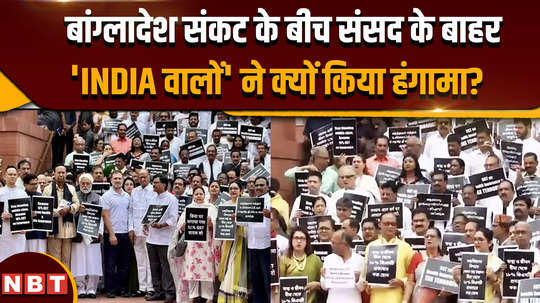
364,212,413,303
269,178,290,228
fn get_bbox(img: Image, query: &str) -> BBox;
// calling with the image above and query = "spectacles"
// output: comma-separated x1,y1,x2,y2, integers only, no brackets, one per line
339,174,355,179
293,236,307,242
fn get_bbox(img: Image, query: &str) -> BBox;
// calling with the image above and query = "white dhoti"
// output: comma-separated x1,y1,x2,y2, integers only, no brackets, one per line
0,232,25,263
134,235,153,292
25,239,47,253
188,281,214,300
71,242,102,295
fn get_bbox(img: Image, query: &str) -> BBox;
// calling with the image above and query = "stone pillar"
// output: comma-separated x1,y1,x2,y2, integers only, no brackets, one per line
0,110,52,174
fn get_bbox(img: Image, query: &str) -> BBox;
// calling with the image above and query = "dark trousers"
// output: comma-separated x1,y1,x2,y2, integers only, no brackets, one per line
147,243,175,299
104,233,131,294
248,248,270,303
51,134,65,167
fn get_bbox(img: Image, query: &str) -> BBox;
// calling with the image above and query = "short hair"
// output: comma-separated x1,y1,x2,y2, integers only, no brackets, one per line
345,218,360,232
513,196,532,208
318,216,336,231
375,135,389,145
188,112,199,119
362,217,379,229
92,165,103,173
336,230,354,248
255,176,269,186
78,173,94,184
257,142,268,149
17,159,31,169
412,207,430,219
151,147,161,154
110,170,124,178
336,198,353,209
523,152,538,162
212,129,222,135
380,211,398,222
430,170,448,181
466,219,481,231
381,180,398,193
230,150,241,157
451,158,465,169
447,133,461,144
514,118,531,128
6,165,17,172
173,176,186,185
486,154,501,165
270,177,280,192
307,170,322,181
499,179,515,192
117,123,127,130
23,173,37,185
462,184,477,193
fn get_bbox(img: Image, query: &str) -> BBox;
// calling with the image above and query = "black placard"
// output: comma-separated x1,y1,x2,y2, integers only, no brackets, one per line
215,192,231,206
497,245,519,260
340,192,368,221
239,125,264,143
388,127,420,152
270,239,279,286
216,120,239,136
448,244,475,263
177,195,192,216
366,244,398,286
294,171,309,197
126,122,141,139
185,128,208,144
441,232,466,255
89,151,102,165
407,119,437,136
469,167,506,200
404,237,426,252
309,123,334,154
433,158,453,175
280,277,307,303
416,193,452,221
298,194,317,217
103,119,122,134
104,154,117,167
181,138,206,161
516,278,540,302
215,144,229,162
9,198,32,232
501,141,523,169
447,175,465,195
312,242,332,262
172,163,196,179
73,154,90,172
31,196,54,232
502,250,534,299
141,204,169,225
419,258,460,294
375,165,402,186
517,179,540,200
160,150,171,163
332,118,357,156
130,159,144,169
459,253,488,301
352,240,365,256
454,206,488,228
453,120,489,151
236,197,264,223
92,182,110,196
367,203,404,229
497,119,518,142
297,215,325,243
223,150,248,164
145,161,169,178
396,184,431,208
156,120,178,137
240,164,270,182
185,207,208,242
76,203,103,238
143,134,160,151
214,205,236,241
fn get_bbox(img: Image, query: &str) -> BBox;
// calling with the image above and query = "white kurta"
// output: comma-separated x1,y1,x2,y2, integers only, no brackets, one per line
70,242,103,277
0,186,29,262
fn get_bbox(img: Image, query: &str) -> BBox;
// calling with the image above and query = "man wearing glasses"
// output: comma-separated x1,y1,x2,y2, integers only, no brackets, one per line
423,118,452,166
364,212,413,303
329,165,375,223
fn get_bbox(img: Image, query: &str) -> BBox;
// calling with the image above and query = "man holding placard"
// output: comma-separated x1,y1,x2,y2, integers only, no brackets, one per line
364,212,413,303
321,229,365,302
0,166,29,262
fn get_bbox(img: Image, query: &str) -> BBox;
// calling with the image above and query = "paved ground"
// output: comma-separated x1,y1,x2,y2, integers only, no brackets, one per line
78,294,151,303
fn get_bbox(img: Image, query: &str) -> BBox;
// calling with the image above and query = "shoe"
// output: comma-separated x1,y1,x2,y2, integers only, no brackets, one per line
120,291,130,298
87,293,97,299
146,293,166,301
107,292,116,298
78,293,87,298
133,290,146,297
145,291,155,300
164,297,176,303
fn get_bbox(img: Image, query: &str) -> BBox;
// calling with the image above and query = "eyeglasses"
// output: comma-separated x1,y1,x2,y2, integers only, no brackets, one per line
339,174,356,179
293,236,307,242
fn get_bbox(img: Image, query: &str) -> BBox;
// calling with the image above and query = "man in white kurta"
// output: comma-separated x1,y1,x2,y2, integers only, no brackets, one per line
0,166,29,262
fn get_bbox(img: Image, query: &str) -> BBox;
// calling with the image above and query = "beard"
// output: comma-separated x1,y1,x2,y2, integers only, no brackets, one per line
80,187,92,194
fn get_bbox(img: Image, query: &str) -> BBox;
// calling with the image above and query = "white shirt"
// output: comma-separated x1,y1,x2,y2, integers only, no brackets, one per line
466,147,504,176
146,191,179,246
0,186,28,262
515,136,540,174
245,193,271,249
424,132,449,165
102,189,131,234
199,158,223,183
129,184,156,236
355,175,381,202
276,234,289,256
122,113,153,136
321,251,364,303
290,192,332,223
160,136,183,163
330,188,375,223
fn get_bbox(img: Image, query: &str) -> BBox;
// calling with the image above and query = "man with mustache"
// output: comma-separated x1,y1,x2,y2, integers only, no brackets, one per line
513,196,534,222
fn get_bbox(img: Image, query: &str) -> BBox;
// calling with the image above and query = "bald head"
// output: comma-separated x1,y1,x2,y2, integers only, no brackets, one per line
514,221,532,249
338,165,357,190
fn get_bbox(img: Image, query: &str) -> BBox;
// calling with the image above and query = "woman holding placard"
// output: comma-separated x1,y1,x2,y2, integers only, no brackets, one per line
177,186,218,303
352,155,381,202
217,181,249,303
403,227,450,303
280,227,322,303
452,228,504,303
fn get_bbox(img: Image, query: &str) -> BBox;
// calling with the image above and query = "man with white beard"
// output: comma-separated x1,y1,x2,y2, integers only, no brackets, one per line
71,173,103,299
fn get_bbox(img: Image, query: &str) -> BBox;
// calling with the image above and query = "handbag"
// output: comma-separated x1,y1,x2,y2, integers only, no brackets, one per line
175,231,187,257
